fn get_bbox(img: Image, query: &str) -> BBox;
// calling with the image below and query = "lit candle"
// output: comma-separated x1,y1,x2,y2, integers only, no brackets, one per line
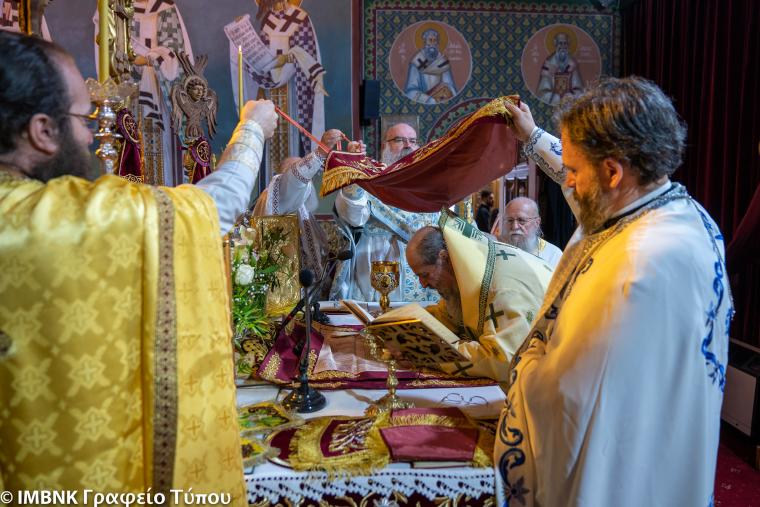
98,0,109,83
237,45,244,119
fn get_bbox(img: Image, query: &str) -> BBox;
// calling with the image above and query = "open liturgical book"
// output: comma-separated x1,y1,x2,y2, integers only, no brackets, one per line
340,300,468,370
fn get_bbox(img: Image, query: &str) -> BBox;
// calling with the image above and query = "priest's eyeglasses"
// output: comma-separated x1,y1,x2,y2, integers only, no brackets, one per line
505,217,539,227
65,111,99,132
386,136,418,146
440,392,488,406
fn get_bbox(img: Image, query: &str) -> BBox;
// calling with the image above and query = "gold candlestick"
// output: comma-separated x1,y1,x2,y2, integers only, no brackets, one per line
97,0,110,83
363,329,413,417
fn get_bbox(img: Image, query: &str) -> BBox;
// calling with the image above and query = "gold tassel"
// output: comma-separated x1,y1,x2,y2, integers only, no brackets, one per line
386,413,473,429
472,426,495,468
319,165,373,197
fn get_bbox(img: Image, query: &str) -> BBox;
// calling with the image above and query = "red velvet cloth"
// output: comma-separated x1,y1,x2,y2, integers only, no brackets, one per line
379,407,479,462
186,137,211,184
321,97,520,212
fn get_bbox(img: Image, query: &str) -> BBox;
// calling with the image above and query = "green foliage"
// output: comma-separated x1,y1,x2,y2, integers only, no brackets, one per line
230,225,291,338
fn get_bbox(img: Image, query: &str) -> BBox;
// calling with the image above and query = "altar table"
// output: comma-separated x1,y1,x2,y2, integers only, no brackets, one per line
239,384,506,507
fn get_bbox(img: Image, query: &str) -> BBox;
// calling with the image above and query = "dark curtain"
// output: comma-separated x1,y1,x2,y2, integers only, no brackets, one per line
621,0,760,347
539,177,575,250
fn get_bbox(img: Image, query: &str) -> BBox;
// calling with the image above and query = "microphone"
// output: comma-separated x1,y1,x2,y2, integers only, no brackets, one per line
309,250,353,324
277,250,353,331
299,268,314,289
275,268,315,339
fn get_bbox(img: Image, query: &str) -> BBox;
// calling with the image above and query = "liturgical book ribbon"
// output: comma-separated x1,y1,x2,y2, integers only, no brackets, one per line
320,96,521,212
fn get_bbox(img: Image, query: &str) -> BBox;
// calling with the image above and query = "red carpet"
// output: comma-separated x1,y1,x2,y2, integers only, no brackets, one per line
714,444,760,507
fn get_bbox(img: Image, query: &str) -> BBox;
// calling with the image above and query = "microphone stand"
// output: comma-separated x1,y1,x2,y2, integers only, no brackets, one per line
311,300,330,325
307,250,353,326
281,278,326,413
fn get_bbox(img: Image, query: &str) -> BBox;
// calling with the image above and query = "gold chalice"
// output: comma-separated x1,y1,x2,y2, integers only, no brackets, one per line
370,260,400,314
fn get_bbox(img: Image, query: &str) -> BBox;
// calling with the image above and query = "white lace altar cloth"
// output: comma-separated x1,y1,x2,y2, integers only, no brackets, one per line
239,384,506,505
245,466,498,504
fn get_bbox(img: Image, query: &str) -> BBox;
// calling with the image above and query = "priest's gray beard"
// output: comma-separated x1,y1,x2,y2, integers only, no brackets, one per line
556,47,569,67
381,145,414,165
443,291,464,327
507,231,539,254
574,170,613,234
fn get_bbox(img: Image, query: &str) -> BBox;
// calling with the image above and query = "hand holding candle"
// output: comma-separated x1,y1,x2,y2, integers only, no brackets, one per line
237,45,244,119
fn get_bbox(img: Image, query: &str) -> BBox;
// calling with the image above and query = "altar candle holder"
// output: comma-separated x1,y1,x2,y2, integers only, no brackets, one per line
86,78,138,175
364,261,413,416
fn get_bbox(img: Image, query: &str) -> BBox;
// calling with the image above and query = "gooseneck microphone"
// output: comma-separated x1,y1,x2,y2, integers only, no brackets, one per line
310,250,354,324
275,268,316,338
281,268,326,413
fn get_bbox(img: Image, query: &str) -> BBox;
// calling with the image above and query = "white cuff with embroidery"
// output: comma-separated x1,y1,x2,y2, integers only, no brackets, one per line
197,120,264,235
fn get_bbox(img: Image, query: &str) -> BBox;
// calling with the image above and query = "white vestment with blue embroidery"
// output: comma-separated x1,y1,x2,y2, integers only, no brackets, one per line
494,129,733,507
330,185,440,303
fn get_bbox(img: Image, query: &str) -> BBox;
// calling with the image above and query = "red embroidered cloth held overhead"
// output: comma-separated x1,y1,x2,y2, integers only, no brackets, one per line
320,96,521,212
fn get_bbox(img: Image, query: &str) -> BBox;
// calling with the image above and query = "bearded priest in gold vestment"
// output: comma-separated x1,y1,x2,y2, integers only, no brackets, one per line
0,31,278,504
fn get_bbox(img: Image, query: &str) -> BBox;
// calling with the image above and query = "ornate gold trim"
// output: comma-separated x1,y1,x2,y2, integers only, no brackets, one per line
288,416,390,476
318,162,387,198
151,187,178,494
259,351,282,382
388,414,469,428
406,378,494,387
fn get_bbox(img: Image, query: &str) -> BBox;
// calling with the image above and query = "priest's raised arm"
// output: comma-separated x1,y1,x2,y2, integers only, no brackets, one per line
197,100,277,234
504,100,580,221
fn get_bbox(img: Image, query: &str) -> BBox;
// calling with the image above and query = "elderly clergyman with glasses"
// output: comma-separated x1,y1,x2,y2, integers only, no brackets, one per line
495,196,563,268
331,122,441,303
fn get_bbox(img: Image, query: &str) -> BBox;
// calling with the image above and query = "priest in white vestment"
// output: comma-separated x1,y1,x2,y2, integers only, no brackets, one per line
330,123,440,303
493,196,563,268
252,129,349,276
494,77,733,507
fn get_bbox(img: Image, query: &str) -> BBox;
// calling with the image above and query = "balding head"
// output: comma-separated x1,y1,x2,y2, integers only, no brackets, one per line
502,197,541,253
407,226,459,300
408,226,445,265
506,197,539,217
